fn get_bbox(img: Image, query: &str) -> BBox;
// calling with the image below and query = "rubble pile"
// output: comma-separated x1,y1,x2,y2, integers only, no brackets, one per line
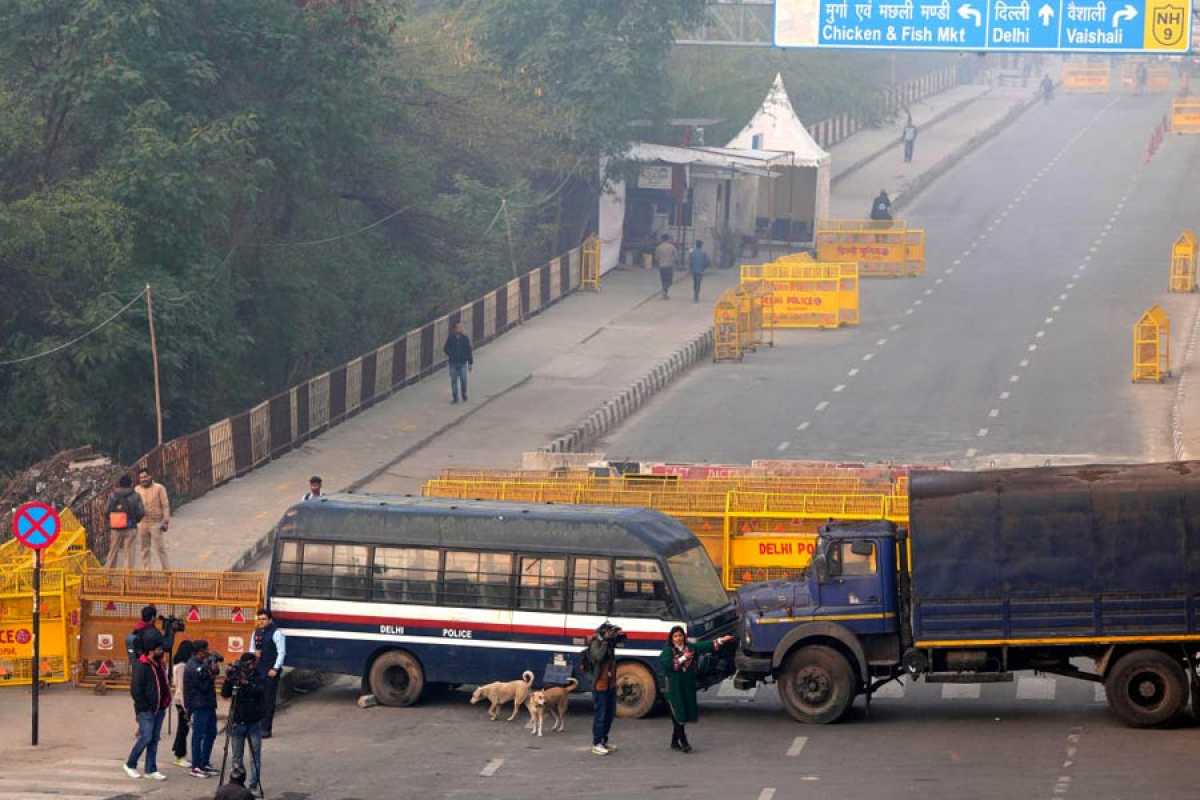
0,447,129,547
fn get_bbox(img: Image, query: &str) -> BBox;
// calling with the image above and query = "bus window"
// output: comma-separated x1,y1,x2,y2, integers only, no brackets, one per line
288,543,369,599
275,541,302,597
572,557,612,615
613,559,672,618
442,551,513,609
666,545,731,618
373,547,439,604
517,556,566,611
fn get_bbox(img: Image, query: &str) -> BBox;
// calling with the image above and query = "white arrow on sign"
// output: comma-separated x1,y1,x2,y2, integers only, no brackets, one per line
1112,4,1137,26
1038,3,1055,25
958,2,983,26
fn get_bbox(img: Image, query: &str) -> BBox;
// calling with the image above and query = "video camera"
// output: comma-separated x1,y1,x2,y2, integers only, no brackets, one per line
596,621,627,645
224,658,255,687
204,652,225,672
157,614,186,634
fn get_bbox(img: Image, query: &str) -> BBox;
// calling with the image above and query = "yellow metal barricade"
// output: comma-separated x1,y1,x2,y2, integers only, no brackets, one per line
78,569,263,688
741,262,860,328
1132,305,1170,383
581,235,601,291
0,566,76,685
1172,99,1200,134
814,220,926,278
713,290,742,362
1123,63,1172,93
1170,230,1197,293
1062,63,1111,93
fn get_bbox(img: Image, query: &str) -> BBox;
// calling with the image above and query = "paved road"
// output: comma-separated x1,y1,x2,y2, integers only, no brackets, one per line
604,92,1200,468
52,670,1194,800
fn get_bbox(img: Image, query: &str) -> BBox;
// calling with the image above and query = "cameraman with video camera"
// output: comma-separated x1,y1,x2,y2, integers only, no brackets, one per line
220,653,266,795
127,605,184,665
184,640,221,779
583,621,626,756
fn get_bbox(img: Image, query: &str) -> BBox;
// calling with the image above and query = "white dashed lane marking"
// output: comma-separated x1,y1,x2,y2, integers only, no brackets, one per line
797,421,810,431
757,789,777,800
862,353,875,361
1017,676,1057,700
1010,375,1021,383
786,736,809,757
815,401,829,411
480,759,505,777
876,338,888,346
966,448,978,457
989,409,999,418
1000,391,1010,400
777,441,790,452
847,368,859,376
977,428,989,438
942,684,981,700
833,384,846,393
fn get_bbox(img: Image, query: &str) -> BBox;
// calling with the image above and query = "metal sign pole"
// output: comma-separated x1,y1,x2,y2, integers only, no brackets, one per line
32,547,40,746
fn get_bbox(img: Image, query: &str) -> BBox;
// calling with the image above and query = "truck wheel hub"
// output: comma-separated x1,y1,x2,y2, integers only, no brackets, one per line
796,666,831,703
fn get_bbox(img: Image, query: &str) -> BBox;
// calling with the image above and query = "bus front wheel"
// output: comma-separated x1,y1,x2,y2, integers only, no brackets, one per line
615,661,657,719
368,650,425,707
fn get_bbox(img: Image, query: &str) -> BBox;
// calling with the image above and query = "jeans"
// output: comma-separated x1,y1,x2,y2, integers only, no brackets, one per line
449,363,468,401
592,688,616,746
172,704,190,759
230,720,263,788
190,707,217,769
903,140,914,162
692,273,704,302
659,268,674,297
127,709,165,773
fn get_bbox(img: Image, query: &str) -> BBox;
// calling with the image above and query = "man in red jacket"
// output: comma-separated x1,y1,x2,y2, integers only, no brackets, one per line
124,631,171,781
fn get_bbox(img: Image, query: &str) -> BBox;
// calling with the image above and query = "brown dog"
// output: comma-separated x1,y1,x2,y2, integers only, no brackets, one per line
470,671,534,721
525,678,578,735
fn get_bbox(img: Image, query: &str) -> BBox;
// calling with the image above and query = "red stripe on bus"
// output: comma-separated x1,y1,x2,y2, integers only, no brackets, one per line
274,610,665,641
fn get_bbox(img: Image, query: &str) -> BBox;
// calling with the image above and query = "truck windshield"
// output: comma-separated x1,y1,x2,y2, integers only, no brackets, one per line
667,545,732,619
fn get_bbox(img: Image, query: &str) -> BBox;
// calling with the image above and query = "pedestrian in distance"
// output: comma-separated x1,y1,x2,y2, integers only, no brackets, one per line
654,233,678,300
124,630,171,781
869,189,893,222
902,115,918,164
252,608,286,738
171,640,195,769
221,653,267,794
689,241,711,304
184,640,220,779
659,627,735,753
583,621,624,755
214,766,256,800
302,475,322,502
443,320,473,404
135,467,171,570
104,474,144,569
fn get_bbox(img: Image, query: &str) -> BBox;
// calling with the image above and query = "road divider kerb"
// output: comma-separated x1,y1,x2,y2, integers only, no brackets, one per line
542,328,715,453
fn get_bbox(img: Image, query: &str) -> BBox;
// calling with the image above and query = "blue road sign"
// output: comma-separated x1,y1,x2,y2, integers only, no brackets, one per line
774,0,1192,52
11,501,61,551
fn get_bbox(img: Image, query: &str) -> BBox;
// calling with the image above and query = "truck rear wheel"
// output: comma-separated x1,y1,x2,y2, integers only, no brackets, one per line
368,650,425,707
615,661,657,719
779,645,855,724
1104,649,1188,728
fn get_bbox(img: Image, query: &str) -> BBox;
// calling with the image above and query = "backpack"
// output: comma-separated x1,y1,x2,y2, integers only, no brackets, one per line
109,493,131,530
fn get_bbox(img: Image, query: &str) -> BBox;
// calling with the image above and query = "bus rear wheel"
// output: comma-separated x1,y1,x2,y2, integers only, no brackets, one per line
1105,649,1188,727
615,662,657,719
368,650,425,707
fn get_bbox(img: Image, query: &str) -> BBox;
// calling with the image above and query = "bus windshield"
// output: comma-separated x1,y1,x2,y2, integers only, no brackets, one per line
667,545,732,619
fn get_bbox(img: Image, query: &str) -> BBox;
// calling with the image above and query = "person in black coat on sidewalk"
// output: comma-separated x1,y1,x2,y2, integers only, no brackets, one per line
443,321,473,404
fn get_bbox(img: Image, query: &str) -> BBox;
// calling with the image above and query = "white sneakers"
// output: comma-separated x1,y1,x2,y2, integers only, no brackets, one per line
591,744,609,756
122,764,142,779
173,756,190,768
147,771,168,781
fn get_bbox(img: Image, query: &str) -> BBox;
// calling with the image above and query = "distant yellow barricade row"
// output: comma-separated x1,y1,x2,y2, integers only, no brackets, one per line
740,262,860,329
814,219,925,277
1119,63,1171,93
1063,64,1111,93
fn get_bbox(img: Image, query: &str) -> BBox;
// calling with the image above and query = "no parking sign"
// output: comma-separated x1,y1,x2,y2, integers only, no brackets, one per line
11,500,62,747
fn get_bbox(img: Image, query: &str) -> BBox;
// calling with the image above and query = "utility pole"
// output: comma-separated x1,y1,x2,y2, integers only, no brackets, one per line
145,284,163,446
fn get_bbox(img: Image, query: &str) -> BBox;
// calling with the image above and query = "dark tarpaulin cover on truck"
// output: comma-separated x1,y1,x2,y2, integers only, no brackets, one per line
273,493,699,559
907,463,1200,639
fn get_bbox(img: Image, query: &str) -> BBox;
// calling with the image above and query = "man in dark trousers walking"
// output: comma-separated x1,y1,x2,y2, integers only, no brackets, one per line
902,116,918,163
689,241,711,303
252,609,286,738
654,233,678,299
443,321,473,404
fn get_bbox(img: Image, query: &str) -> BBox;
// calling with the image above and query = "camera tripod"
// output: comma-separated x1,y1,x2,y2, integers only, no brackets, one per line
218,682,267,799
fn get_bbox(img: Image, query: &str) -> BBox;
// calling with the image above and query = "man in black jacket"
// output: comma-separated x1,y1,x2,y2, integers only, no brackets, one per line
104,474,145,568
221,653,267,794
184,640,219,778
125,632,170,781
443,321,473,404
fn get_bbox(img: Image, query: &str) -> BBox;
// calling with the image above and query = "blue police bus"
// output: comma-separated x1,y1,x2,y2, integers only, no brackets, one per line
266,495,738,717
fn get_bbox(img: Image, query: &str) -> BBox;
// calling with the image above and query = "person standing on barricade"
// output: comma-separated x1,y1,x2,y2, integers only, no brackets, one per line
185,640,220,779
105,474,144,569
171,640,195,769
252,609,286,738
124,631,170,781
221,652,267,795
135,467,171,569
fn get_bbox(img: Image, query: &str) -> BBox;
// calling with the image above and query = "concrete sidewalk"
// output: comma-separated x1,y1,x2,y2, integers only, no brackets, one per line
169,77,1040,573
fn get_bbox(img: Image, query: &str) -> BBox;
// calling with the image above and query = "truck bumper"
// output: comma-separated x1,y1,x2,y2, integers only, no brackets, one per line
734,653,773,688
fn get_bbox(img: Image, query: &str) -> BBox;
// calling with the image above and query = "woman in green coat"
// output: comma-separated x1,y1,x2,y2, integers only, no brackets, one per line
659,626,735,752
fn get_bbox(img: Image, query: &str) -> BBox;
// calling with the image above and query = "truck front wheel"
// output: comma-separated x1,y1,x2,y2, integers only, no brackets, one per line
1104,649,1188,727
779,645,855,724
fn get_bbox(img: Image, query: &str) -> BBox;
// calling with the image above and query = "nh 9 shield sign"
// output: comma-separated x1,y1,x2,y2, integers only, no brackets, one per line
774,0,1192,52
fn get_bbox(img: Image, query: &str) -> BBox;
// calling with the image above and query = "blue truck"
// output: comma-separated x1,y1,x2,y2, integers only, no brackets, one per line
732,462,1200,727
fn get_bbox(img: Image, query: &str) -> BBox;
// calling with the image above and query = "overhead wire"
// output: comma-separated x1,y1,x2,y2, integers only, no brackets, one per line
0,288,148,367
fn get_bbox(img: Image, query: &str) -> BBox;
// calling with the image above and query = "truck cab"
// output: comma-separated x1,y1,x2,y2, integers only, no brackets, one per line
734,521,903,723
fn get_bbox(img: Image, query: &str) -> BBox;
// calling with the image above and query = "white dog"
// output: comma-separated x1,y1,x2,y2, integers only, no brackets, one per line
525,678,578,736
470,671,534,721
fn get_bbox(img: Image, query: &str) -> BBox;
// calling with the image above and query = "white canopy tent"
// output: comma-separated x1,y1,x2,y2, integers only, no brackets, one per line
726,73,831,243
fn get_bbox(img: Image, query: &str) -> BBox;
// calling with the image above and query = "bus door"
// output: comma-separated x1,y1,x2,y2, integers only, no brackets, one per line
440,550,514,679
514,555,569,677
